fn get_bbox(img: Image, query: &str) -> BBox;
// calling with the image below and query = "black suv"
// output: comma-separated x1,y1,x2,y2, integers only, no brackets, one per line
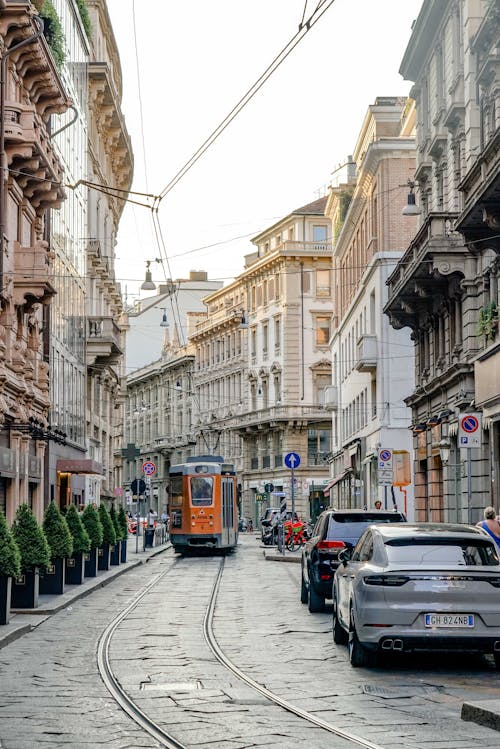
300,508,406,612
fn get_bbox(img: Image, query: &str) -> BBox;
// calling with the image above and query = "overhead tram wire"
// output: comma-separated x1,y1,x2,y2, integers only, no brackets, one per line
153,0,337,207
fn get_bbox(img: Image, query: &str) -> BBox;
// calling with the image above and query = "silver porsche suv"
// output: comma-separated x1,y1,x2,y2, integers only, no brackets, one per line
332,523,500,667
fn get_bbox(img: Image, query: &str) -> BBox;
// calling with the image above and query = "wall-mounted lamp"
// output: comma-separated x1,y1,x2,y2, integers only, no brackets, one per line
427,415,442,427
175,380,182,391
237,310,248,329
438,409,455,420
160,308,169,328
411,422,427,433
437,438,451,465
402,181,421,216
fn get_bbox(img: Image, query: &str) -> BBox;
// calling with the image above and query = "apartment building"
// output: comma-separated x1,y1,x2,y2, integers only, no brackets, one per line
0,1,71,521
325,98,417,517
385,0,495,522
84,0,133,506
190,198,334,522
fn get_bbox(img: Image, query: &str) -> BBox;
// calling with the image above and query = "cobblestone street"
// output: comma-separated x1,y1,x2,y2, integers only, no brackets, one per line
0,536,500,748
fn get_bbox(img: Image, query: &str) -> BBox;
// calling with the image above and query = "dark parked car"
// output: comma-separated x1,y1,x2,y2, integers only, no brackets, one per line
300,508,406,612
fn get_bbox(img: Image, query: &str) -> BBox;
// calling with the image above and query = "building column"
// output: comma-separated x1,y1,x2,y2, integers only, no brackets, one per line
32,441,46,522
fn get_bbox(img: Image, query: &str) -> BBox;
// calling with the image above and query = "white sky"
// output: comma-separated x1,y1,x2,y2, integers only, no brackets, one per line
106,0,424,302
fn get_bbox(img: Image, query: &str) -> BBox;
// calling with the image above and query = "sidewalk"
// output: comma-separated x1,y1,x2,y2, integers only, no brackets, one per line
0,535,169,651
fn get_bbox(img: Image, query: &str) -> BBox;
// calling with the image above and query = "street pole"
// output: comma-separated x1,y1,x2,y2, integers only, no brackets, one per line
291,465,295,520
467,447,472,525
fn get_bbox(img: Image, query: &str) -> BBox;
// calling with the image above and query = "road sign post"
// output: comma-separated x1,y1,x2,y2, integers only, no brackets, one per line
284,453,300,554
121,443,142,553
458,413,482,523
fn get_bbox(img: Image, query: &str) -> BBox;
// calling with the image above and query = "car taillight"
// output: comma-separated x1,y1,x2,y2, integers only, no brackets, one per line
364,575,409,586
317,540,346,550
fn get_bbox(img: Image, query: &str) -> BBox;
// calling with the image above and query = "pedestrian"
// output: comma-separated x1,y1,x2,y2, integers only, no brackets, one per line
147,508,157,527
477,507,500,545
247,518,253,533
374,500,382,510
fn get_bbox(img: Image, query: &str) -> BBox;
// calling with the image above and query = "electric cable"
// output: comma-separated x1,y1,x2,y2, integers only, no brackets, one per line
155,0,337,204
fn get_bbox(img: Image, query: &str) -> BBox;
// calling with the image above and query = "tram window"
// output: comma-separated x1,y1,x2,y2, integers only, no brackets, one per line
170,475,183,507
190,476,213,506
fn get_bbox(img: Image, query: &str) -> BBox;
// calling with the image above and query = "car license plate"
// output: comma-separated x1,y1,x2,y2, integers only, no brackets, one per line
425,613,474,628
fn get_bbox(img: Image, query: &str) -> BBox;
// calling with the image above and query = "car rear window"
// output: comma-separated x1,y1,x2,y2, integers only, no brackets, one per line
326,514,405,542
385,538,499,566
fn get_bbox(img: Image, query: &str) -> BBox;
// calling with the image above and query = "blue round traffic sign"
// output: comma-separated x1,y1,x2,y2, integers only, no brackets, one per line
461,415,479,433
284,452,301,469
379,449,392,462
142,460,156,476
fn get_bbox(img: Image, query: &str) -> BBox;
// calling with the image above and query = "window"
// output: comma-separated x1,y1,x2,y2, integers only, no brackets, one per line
274,316,281,351
315,316,331,346
316,269,331,297
262,323,268,357
190,477,213,506
313,225,327,246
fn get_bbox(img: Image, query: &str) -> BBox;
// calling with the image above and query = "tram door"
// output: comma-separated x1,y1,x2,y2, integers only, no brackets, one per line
221,477,235,546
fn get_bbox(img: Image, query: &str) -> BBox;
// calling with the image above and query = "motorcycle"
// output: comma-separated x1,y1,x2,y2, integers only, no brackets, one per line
262,524,277,546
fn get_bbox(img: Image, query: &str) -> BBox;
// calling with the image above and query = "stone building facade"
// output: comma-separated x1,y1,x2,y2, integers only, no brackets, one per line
84,0,133,506
325,97,417,517
0,1,71,521
191,198,333,523
385,0,496,522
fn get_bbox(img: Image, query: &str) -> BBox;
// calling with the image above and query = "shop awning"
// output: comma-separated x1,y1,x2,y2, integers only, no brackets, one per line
323,470,351,495
57,459,103,475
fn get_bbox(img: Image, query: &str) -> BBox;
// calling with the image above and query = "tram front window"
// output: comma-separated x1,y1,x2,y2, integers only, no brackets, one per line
190,477,213,506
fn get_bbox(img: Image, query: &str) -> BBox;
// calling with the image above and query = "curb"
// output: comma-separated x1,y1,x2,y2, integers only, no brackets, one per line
462,700,500,732
263,550,301,563
1,543,170,650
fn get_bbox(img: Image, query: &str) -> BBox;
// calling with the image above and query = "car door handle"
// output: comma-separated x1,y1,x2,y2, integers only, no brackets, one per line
349,574,355,579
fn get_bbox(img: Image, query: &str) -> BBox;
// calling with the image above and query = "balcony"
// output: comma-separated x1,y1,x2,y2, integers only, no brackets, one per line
235,404,329,434
86,316,123,368
13,240,55,307
355,334,377,373
323,386,338,411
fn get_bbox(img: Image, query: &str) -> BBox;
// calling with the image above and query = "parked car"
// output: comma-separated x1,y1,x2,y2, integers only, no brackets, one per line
332,522,500,668
300,508,406,612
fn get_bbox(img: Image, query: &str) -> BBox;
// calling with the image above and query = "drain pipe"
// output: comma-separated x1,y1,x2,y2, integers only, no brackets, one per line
0,14,44,299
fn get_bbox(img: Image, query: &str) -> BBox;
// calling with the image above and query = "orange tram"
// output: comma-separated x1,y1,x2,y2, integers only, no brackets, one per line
168,455,238,554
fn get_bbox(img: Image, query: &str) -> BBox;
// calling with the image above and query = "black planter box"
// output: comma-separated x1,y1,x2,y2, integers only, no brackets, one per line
120,538,127,563
97,545,111,571
0,576,12,625
11,568,39,609
65,552,85,585
110,542,121,566
84,547,98,578
39,557,65,595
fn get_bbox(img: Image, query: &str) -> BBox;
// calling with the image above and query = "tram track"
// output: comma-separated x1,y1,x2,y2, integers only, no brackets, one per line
96,549,388,749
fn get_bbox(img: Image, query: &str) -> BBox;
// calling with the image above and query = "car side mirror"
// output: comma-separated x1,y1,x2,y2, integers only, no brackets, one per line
338,548,352,566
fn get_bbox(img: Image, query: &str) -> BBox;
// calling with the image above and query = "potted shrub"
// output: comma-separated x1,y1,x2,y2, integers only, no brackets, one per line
11,503,50,609
97,504,116,571
39,501,73,595
117,506,129,563
0,510,21,624
81,504,103,578
64,504,90,585
109,505,122,566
